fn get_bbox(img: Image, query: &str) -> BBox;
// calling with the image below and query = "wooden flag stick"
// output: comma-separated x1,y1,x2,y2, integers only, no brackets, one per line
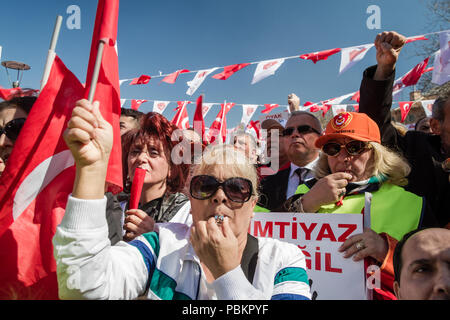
87,40,106,103
40,15,62,91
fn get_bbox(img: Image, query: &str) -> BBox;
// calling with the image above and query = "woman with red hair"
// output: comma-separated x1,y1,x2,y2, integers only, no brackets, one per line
119,112,191,241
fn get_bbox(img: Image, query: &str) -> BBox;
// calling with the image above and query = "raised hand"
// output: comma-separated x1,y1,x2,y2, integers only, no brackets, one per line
373,31,406,80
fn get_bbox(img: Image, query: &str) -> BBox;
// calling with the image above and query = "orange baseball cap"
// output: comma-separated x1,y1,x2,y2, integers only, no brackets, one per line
315,112,381,148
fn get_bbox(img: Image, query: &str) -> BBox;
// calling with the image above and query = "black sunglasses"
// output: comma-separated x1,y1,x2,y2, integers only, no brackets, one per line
190,175,253,203
282,125,321,137
0,118,26,141
322,140,370,157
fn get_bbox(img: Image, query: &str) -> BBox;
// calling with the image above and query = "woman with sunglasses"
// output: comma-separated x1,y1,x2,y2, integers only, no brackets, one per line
54,99,311,299
118,112,191,242
283,112,438,299
0,96,36,176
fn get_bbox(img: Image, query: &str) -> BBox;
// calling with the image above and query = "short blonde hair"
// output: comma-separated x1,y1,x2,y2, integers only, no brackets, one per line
314,142,410,186
189,144,259,197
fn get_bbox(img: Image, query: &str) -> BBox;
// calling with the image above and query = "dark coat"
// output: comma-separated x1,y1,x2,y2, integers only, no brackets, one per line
359,65,449,227
258,166,291,212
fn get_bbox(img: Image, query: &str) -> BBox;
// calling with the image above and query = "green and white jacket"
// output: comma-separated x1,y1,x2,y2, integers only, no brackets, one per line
53,195,311,300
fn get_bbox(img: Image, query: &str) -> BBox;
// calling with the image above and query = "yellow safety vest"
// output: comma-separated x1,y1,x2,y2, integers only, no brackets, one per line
295,182,423,240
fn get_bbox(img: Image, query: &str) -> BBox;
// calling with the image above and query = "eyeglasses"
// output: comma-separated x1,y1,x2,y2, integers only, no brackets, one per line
282,125,320,137
190,175,253,203
322,140,370,157
0,118,26,141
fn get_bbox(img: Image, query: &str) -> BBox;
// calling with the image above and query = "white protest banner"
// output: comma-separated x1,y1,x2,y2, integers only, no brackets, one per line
250,212,366,300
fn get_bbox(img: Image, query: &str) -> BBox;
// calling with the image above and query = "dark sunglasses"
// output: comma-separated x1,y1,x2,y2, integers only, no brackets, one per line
0,118,26,141
282,125,321,137
322,140,370,157
190,175,253,203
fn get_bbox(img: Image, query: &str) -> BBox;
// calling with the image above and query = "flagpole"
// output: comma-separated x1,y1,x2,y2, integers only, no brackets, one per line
88,40,106,103
40,15,63,91
218,100,226,144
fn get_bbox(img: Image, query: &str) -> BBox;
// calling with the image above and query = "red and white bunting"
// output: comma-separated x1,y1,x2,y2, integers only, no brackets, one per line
398,101,413,123
251,58,285,84
152,100,170,114
186,67,218,96
405,35,429,44
130,74,151,85
331,105,348,116
261,104,279,114
171,101,190,129
120,99,126,107
212,63,250,80
401,57,429,86
421,100,435,117
240,104,259,126
299,48,341,64
131,99,148,110
161,69,190,84
339,44,373,75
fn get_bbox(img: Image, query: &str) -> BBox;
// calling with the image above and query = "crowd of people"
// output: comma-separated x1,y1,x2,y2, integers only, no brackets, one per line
0,31,449,300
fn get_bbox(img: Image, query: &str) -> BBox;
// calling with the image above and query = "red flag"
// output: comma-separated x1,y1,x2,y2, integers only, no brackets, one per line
193,95,206,144
129,74,151,85
0,86,38,100
401,57,429,87
405,35,428,44
299,48,341,64
131,99,147,110
171,101,190,129
129,167,146,209
84,0,122,193
161,69,190,84
208,103,235,143
212,63,250,80
248,120,261,140
261,104,279,114
321,104,332,117
353,105,359,112
399,101,413,123
0,56,85,299
351,91,360,103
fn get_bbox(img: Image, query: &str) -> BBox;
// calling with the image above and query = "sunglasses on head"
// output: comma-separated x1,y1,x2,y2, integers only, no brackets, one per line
322,140,370,157
0,118,26,141
282,125,321,137
190,175,253,203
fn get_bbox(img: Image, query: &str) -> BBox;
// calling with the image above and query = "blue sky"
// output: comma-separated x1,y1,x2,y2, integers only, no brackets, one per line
0,0,444,128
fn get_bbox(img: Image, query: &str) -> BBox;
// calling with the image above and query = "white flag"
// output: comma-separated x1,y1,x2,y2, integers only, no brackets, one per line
327,92,355,105
251,58,285,84
421,100,435,117
152,101,170,114
201,103,214,117
432,31,450,85
339,44,374,75
332,105,347,116
120,99,126,107
186,68,218,96
240,104,259,127
0,46,2,60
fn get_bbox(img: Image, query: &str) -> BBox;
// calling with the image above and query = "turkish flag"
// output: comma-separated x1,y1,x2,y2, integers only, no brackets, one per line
399,101,413,123
261,104,279,114
84,0,122,194
131,99,147,110
171,101,190,129
0,86,38,100
193,95,206,144
152,100,170,114
208,103,235,144
212,63,250,80
351,91,360,103
161,69,190,84
401,57,429,87
299,48,341,64
0,56,85,299
247,120,261,140
405,35,428,44
129,74,151,85
321,104,332,117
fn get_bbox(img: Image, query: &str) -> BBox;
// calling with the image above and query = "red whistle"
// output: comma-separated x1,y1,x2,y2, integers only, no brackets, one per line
129,167,146,209
335,196,344,207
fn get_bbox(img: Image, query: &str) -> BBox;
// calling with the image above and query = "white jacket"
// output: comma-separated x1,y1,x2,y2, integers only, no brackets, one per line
53,195,311,300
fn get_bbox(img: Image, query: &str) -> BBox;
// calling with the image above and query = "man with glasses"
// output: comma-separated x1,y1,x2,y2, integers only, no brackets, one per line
0,96,36,176
259,111,322,211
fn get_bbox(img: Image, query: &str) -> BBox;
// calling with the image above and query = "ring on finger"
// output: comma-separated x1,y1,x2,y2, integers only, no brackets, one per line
355,241,365,251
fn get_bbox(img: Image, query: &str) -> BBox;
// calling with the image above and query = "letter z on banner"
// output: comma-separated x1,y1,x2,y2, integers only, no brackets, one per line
250,212,366,300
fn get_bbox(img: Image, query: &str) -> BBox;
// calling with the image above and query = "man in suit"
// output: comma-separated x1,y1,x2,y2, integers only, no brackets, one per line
259,110,322,211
